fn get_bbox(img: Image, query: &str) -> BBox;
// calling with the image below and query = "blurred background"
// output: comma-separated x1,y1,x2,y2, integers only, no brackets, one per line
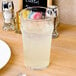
0,0,76,25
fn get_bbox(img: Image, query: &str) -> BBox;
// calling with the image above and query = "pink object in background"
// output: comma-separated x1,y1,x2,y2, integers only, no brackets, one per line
29,12,42,19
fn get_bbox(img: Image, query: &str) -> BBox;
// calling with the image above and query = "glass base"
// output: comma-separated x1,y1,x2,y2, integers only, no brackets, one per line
15,30,21,34
25,65,49,70
3,23,15,31
52,30,59,38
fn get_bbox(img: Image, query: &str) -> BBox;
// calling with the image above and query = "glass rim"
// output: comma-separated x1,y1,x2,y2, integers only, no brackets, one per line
48,5,58,9
20,6,54,21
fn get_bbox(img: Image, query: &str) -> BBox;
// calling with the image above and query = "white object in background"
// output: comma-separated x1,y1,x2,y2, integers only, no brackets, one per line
3,8,12,23
0,40,11,69
18,73,27,76
46,6,58,18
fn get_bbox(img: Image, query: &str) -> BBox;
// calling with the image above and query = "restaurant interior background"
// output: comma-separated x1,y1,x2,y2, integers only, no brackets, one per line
0,0,76,76
0,0,76,25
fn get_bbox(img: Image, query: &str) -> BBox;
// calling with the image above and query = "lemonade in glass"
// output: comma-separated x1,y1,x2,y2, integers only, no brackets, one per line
20,7,54,69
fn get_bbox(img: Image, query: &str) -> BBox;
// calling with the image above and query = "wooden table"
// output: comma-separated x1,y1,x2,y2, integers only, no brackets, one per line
0,14,76,76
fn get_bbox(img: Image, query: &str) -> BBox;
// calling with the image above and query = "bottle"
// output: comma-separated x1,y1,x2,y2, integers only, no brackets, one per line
52,0,59,38
2,0,15,31
46,5,59,38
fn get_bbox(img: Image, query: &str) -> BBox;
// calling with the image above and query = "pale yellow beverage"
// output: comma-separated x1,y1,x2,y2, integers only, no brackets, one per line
20,7,54,69
23,34,52,69
21,20,53,69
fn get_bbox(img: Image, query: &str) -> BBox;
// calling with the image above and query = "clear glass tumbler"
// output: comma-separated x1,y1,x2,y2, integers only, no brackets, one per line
20,7,54,69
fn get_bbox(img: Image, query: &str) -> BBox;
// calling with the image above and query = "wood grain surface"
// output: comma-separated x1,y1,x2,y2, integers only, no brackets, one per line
0,13,76,76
